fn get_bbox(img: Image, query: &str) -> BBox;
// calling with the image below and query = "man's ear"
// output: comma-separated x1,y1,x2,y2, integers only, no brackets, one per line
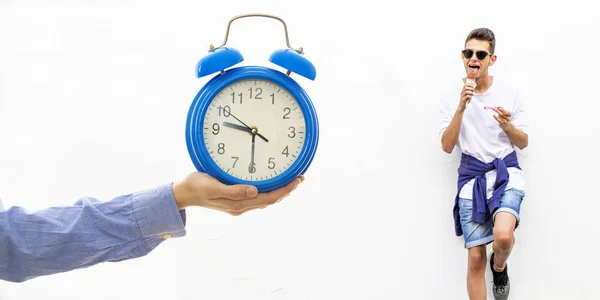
489,54,497,66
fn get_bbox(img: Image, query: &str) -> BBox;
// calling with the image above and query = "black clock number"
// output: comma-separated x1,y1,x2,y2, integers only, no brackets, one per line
248,87,263,99
217,143,225,155
231,156,239,168
218,105,231,117
282,146,289,157
283,107,291,119
270,93,275,105
288,126,296,138
268,157,276,169
230,92,242,104
212,123,220,135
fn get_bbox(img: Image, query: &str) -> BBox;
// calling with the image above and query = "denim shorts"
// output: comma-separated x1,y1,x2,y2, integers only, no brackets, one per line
458,189,525,249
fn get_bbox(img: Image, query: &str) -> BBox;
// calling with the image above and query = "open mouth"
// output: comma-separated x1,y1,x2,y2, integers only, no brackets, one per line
467,65,479,78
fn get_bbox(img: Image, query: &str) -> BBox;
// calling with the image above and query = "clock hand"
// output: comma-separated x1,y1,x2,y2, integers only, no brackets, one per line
219,109,270,143
248,133,256,174
222,121,270,143
225,109,252,129
222,121,251,133
255,131,269,143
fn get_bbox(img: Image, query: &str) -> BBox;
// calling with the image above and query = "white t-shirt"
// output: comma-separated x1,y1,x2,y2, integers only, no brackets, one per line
439,77,528,200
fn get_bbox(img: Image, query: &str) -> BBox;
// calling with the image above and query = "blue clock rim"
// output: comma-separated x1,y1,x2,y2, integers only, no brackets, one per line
185,66,319,193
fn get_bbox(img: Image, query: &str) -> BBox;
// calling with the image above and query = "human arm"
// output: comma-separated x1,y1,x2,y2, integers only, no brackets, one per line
0,183,186,283
0,172,303,283
491,107,529,149
440,84,474,153
441,108,465,153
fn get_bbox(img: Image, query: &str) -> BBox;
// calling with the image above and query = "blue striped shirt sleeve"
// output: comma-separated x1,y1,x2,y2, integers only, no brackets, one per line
0,183,186,283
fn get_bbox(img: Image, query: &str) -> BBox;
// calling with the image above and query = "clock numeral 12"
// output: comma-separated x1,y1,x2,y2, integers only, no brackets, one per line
248,87,263,99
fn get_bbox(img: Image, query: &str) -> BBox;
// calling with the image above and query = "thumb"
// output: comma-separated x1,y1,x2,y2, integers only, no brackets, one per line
217,184,258,200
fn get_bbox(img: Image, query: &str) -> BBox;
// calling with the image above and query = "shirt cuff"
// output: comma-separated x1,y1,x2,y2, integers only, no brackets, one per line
131,183,187,240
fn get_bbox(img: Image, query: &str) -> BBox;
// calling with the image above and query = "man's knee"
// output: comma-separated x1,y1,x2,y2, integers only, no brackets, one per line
467,247,486,273
493,228,514,250
493,212,517,249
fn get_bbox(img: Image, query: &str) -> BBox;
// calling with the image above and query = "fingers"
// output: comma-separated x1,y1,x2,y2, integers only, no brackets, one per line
264,177,302,198
461,95,472,106
499,107,511,121
210,182,259,201
492,107,510,129
462,87,474,97
491,107,511,120
212,177,303,215
268,177,302,204
493,114,508,129
461,85,474,105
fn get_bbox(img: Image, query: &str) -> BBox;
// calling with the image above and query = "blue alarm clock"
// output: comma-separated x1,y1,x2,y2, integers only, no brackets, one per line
185,14,319,193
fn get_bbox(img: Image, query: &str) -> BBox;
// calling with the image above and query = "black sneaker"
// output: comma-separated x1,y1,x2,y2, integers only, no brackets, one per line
490,252,510,299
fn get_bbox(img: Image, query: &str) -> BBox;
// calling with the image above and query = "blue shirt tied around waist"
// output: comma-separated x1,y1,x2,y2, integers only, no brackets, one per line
0,183,186,283
453,151,521,236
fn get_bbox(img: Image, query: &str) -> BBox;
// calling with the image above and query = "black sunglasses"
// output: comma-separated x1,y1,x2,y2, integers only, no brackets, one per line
462,49,491,60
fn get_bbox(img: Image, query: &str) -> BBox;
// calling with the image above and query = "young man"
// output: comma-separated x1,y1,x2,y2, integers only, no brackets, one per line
439,28,529,300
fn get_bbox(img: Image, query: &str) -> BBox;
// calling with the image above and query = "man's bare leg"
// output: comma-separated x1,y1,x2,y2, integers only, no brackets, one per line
489,211,517,299
492,212,517,270
467,245,487,300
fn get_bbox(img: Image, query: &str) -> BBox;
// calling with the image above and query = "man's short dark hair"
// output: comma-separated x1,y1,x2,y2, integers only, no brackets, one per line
465,28,495,54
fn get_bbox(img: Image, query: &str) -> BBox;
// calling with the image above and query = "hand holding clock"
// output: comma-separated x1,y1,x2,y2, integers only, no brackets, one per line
172,172,304,215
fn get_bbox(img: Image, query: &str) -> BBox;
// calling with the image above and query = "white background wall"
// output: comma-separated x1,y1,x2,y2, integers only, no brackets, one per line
1,0,598,299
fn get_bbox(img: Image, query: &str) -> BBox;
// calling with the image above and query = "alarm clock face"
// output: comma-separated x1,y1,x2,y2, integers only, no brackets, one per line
202,79,306,181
